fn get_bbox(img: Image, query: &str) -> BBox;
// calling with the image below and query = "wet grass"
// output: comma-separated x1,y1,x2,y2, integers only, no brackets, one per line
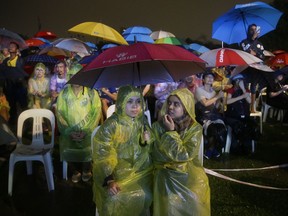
0,119,287,216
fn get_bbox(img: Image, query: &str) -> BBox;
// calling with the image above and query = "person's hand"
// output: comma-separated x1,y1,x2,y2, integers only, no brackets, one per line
163,114,175,131
108,181,121,196
242,92,250,99
283,85,288,90
143,130,150,142
217,90,224,99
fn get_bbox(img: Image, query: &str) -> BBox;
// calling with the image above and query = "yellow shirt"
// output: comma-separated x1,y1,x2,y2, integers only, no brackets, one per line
7,56,18,67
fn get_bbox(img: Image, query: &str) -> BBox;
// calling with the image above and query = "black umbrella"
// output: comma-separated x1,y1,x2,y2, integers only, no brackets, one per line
25,54,58,66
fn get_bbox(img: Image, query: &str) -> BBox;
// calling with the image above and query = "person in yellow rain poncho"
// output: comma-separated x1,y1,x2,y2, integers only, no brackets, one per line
56,63,102,183
152,88,211,216
92,85,153,216
27,63,51,109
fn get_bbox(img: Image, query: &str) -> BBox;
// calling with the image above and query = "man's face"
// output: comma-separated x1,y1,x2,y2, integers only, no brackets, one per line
8,43,18,53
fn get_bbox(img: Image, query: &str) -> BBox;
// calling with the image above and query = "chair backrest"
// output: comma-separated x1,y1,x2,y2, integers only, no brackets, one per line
17,109,55,149
106,104,116,118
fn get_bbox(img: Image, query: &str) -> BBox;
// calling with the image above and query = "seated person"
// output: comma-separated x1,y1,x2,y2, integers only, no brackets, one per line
99,87,118,119
177,74,202,95
195,71,227,159
266,69,288,123
225,74,260,154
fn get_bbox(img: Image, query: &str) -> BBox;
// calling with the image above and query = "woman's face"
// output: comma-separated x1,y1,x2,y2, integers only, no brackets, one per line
167,95,184,120
203,74,214,85
125,96,141,118
35,67,45,78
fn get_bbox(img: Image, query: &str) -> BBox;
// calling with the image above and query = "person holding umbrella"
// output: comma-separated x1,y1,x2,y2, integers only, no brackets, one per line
151,88,210,215
92,85,153,216
240,24,267,113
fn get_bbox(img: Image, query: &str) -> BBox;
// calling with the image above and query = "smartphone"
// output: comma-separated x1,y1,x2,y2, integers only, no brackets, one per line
256,26,261,34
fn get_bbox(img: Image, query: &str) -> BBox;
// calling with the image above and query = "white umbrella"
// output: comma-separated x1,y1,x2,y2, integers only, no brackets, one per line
150,30,175,40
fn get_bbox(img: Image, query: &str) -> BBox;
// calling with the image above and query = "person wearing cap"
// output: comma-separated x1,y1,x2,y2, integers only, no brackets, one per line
195,71,227,159
27,63,51,109
56,63,102,183
225,74,260,154
266,69,288,123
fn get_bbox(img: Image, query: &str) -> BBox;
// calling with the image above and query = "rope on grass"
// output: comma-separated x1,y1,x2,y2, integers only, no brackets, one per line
204,167,288,191
210,163,288,172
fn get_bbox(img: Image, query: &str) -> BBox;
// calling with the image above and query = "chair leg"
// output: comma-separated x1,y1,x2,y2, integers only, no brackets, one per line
252,140,255,153
43,154,55,192
63,161,68,180
225,127,232,153
8,156,15,196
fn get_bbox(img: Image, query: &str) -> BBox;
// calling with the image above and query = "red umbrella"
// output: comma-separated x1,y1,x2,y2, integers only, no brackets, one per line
68,42,206,88
268,52,288,68
25,38,46,47
199,48,263,67
34,31,57,40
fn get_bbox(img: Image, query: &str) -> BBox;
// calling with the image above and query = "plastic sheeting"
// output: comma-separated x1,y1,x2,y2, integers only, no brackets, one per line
152,88,211,216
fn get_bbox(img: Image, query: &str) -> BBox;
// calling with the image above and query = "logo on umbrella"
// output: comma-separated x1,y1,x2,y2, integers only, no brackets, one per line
219,49,225,63
103,52,137,64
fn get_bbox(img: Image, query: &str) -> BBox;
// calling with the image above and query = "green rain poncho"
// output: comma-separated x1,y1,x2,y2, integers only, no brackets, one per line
92,85,153,216
152,88,211,216
56,65,102,162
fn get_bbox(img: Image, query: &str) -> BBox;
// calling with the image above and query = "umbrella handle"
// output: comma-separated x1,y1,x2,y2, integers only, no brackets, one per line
139,123,148,147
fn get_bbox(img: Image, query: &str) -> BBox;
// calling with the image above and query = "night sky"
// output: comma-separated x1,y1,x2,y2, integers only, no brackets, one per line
1,0,272,44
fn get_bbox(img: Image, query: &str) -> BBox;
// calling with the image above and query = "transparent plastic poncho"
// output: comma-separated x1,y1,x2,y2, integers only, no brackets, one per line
56,86,101,162
152,88,211,216
92,85,153,216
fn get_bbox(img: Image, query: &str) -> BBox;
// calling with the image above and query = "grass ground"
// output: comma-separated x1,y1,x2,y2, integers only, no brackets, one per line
0,118,287,216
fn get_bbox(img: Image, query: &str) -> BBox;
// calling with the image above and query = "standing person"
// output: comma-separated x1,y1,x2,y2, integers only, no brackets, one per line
1,42,28,125
195,72,227,159
27,63,51,109
56,63,102,183
92,85,153,216
152,88,210,216
240,23,267,112
49,60,68,108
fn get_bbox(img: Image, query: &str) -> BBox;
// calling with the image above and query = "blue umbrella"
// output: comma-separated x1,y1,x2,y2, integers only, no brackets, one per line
101,43,119,51
122,26,152,36
187,43,210,54
25,54,59,66
212,1,283,45
124,34,154,44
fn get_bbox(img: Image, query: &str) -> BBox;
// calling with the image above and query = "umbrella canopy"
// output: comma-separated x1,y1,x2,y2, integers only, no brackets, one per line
101,43,119,51
25,54,59,66
150,30,176,40
154,37,182,45
48,38,92,56
68,22,128,45
68,42,206,88
34,30,57,40
122,26,152,36
185,43,210,54
123,34,154,44
25,37,51,47
38,46,71,57
199,48,263,67
212,1,283,44
0,28,28,50
268,52,288,68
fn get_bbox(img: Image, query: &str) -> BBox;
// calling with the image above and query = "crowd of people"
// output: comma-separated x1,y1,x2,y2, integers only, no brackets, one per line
0,22,288,216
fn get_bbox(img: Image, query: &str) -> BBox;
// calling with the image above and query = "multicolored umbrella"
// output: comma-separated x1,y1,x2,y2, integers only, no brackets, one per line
199,48,263,67
154,37,182,45
150,30,175,40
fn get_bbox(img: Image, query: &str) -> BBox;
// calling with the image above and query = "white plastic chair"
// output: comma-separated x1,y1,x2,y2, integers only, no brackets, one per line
199,135,204,166
62,126,100,180
250,97,263,134
106,104,116,118
8,109,55,196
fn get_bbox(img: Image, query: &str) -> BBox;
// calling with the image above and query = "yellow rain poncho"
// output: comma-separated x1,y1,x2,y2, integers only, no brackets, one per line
56,84,101,162
152,88,211,216
93,85,153,216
